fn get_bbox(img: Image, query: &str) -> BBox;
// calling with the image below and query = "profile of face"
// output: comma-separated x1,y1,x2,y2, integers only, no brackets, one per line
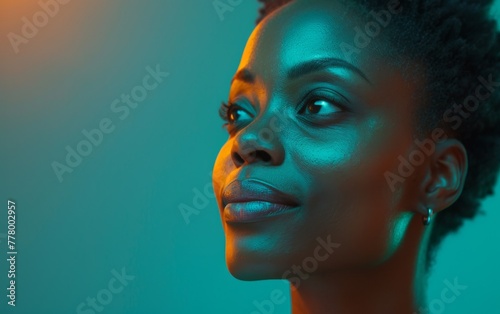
212,0,465,282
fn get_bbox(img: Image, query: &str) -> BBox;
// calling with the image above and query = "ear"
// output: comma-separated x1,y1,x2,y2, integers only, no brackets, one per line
417,138,468,215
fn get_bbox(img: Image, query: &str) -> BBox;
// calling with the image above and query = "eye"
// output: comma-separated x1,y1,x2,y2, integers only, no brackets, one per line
218,101,254,133
298,93,344,116
227,103,253,124
300,98,342,115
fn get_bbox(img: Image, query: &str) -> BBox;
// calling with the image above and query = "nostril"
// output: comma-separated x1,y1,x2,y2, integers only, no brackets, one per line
256,150,271,162
232,151,245,165
231,150,272,165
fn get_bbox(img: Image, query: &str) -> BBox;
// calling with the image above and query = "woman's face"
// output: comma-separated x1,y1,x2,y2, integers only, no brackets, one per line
212,0,424,280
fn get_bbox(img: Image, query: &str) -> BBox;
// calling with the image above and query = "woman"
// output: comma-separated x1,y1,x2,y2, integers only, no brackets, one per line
212,0,500,312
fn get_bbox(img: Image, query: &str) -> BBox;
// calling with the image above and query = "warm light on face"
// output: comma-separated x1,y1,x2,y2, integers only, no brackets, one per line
212,0,424,280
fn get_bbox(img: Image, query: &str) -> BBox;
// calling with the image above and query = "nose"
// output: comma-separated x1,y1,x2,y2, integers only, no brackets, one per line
230,114,285,167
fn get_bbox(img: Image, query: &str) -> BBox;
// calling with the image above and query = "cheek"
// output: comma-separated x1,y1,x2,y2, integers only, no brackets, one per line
289,122,410,267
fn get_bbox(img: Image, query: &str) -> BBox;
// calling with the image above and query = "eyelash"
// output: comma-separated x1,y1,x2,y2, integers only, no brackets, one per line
218,101,232,130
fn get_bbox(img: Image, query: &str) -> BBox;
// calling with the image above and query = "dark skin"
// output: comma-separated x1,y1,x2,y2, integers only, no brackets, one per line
212,1,468,313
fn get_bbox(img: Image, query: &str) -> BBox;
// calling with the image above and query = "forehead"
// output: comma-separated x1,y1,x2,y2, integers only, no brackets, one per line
237,0,379,80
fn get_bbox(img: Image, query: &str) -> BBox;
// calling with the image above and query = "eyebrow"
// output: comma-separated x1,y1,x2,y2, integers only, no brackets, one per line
230,57,371,86
231,68,255,85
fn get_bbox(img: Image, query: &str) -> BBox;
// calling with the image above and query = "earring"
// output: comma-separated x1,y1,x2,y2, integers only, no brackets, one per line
422,208,433,226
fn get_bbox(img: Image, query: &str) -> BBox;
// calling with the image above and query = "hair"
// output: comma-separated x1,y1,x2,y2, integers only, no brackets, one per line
256,0,500,271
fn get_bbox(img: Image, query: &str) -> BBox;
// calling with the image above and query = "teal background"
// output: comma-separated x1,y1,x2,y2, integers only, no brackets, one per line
0,1,499,313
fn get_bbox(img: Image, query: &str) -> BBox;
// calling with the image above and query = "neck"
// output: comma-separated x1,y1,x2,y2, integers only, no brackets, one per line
290,215,432,314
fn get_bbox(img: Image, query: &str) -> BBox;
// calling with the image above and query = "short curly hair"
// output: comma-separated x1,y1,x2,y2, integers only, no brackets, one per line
255,0,500,271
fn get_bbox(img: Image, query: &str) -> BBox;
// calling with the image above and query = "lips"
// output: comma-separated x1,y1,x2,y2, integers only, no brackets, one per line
221,178,300,223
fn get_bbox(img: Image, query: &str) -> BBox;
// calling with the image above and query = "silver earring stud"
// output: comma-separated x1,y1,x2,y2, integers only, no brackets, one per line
422,208,433,226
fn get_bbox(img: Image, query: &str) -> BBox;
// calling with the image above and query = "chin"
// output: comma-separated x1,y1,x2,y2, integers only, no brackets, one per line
226,256,282,281
224,240,288,281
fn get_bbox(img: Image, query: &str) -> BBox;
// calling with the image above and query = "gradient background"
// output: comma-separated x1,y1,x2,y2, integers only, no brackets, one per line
0,1,499,313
